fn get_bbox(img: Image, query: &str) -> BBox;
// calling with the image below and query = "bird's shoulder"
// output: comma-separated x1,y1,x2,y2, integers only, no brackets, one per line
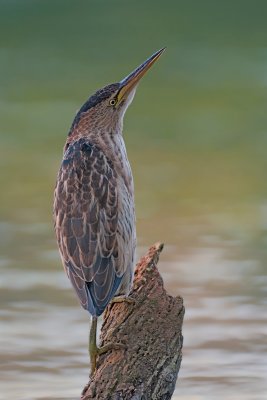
62,138,114,175
56,138,117,199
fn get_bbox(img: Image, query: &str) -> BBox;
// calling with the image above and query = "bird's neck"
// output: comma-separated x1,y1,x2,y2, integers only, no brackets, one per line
93,128,132,176
66,110,123,148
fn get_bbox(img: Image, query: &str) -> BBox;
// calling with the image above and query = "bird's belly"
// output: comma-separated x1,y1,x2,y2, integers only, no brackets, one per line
115,175,136,294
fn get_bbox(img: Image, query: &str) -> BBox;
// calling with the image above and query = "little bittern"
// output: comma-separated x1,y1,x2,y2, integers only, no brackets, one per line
53,48,165,375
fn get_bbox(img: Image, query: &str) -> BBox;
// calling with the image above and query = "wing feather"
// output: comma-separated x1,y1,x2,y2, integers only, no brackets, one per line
54,139,131,316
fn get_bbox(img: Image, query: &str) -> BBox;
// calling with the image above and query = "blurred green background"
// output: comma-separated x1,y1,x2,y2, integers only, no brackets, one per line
0,1,266,399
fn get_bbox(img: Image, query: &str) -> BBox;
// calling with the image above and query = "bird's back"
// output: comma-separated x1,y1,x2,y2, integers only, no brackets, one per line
53,137,136,316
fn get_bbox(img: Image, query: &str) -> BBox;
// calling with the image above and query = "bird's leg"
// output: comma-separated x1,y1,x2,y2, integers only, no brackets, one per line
89,316,125,377
110,294,135,305
89,316,98,376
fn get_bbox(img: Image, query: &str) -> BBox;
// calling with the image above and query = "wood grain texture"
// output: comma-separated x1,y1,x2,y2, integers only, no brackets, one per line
82,242,184,400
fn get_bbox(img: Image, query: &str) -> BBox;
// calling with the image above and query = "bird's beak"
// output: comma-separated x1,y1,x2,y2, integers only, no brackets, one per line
117,47,166,104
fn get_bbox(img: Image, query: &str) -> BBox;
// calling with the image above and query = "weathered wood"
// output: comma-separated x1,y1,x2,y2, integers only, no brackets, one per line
81,242,184,400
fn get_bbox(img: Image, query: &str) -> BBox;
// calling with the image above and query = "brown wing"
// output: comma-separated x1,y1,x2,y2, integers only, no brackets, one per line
53,139,124,316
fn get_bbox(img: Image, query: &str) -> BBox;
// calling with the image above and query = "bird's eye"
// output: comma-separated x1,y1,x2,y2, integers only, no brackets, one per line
109,99,116,106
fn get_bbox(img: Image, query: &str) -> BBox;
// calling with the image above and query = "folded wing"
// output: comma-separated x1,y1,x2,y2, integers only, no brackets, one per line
54,139,126,316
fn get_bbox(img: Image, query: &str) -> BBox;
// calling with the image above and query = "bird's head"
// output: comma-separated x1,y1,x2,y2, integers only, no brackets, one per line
68,48,165,140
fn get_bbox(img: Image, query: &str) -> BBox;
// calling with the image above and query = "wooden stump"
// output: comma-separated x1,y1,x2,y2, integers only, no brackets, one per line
81,242,184,400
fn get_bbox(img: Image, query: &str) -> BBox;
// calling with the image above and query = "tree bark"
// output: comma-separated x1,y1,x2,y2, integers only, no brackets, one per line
81,242,184,400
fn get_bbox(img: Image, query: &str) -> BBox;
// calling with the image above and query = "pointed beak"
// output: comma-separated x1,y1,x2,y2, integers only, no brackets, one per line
117,47,166,104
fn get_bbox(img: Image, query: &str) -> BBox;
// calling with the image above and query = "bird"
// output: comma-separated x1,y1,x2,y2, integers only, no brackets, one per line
53,48,165,375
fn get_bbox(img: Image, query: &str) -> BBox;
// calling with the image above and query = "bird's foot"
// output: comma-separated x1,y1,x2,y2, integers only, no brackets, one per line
97,341,125,355
110,295,135,305
89,342,125,377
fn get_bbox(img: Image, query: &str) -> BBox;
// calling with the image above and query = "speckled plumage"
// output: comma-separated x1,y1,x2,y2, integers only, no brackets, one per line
53,49,164,321
54,86,136,317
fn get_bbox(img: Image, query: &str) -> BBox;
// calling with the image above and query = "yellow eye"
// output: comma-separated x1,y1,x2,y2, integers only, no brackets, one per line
109,99,116,106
